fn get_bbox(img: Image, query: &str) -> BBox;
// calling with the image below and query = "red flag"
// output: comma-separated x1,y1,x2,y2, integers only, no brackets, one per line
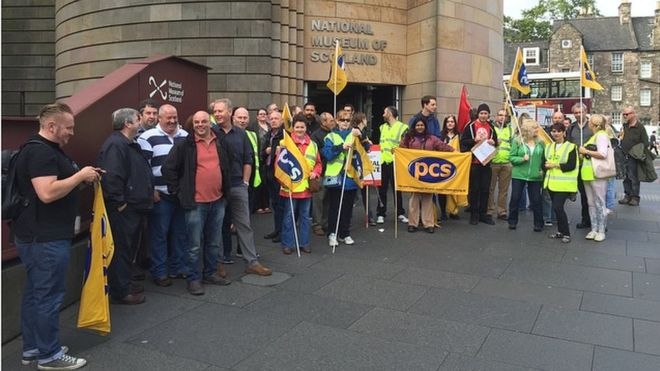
456,85,471,133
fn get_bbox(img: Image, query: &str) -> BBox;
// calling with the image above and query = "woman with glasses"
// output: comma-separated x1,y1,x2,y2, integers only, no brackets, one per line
544,123,578,243
322,110,364,247
578,114,613,242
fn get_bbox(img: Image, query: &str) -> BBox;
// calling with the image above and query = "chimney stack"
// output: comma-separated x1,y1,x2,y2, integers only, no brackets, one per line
619,1,631,24
653,1,660,48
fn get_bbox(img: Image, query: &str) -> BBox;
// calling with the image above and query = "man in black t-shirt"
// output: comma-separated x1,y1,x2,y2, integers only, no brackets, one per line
13,103,101,370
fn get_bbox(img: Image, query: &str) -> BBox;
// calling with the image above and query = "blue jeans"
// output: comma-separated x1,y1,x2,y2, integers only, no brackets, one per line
542,189,556,223
606,177,616,210
148,195,187,279
184,198,226,281
16,239,70,364
281,197,312,249
508,179,543,229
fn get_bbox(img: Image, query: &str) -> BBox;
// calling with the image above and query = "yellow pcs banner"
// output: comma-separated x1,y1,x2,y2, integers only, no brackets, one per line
393,148,471,195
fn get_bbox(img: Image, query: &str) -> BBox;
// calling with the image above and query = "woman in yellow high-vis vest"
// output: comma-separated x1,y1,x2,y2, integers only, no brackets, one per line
578,114,613,242
544,122,578,243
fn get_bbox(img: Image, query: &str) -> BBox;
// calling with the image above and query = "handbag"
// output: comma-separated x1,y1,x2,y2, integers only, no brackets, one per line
591,145,616,179
308,177,321,193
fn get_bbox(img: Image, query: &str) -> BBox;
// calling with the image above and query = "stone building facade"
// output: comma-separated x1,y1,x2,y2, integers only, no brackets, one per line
505,1,660,127
2,0,505,125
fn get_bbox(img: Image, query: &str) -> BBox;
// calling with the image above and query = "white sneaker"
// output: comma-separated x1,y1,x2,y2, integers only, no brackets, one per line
328,233,338,247
594,232,606,242
23,346,69,365
376,216,385,224
340,236,355,245
37,354,86,370
585,231,597,240
397,215,409,223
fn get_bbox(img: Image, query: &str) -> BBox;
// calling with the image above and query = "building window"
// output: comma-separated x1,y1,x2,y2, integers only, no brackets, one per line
640,61,652,79
523,47,540,66
561,39,572,48
611,86,623,101
611,53,623,72
640,89,651,106
610,112,622,126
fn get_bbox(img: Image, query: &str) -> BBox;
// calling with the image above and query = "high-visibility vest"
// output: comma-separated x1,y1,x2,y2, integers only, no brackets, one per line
280,140,318,193
492,124,512,164
580,130,607,182
379,120,407,164
246,130,261,187
324,132,353,179
544,141,578,192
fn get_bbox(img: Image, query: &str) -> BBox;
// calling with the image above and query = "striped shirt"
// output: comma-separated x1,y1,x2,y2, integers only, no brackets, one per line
138,125,188,194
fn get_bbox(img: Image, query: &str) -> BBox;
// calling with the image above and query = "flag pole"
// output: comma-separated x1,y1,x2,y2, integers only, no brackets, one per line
288,190,301,257
332,142,353,254
502,81,522,140
392,151,398,239
579,46,584,146
333,40,339,116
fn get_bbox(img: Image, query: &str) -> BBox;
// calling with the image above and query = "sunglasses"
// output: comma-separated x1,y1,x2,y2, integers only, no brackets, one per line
622,113,632,116
338,119,350,122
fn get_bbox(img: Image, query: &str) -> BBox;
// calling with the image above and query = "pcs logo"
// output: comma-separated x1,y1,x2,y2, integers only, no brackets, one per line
277,149,304,182
408,157,456,183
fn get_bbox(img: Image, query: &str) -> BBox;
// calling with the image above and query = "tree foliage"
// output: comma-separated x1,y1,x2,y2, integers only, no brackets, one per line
504,0,602,43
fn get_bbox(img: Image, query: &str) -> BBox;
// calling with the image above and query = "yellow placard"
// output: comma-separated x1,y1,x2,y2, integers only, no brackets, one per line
394,148,471,195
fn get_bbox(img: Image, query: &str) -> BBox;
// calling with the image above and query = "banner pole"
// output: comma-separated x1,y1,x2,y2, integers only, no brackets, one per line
333,144,353,254
288,190,301,257
392,151,398,239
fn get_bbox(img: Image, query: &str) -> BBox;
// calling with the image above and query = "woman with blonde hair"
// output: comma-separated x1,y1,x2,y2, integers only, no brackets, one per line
507,119,545,231
578,114,613,242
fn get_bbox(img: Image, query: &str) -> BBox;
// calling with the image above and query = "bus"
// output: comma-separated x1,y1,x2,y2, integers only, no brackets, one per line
503,71,593,124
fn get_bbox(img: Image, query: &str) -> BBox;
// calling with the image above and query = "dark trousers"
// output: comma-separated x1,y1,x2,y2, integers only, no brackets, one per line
577,174,591,226
266,175,284,235
468,165,492,217
508,180,543,229
549,191,571,236
222,206,234,258
327,187,357,239
108,206,142,299
622,156,641,198
377,162,405,217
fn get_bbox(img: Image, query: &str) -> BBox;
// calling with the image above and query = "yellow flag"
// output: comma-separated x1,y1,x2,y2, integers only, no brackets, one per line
326,41,348,95
274,131,310,190
77,183,114,334
346,138,374,189
580,46,603,90
281,103,292,133
393,148,471,195
510,47,531,95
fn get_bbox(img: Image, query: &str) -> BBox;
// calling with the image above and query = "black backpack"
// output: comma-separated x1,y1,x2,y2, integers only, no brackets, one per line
2,139,44,221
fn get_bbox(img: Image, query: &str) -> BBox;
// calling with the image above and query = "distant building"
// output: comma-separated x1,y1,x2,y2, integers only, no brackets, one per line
504,1,660,127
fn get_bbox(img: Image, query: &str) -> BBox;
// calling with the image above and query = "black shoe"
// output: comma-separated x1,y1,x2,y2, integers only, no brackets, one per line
407,225,418,233
449,214,460,220
576,222,591,229
272,235,281,243
508,224,516,230
533,226,543,232
618,195,631,205
425,227,434,233
264,231,278,239
479,216,495,225
469,214,479,225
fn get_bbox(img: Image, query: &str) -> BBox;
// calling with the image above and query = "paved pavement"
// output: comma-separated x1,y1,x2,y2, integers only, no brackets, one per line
3,175,660,371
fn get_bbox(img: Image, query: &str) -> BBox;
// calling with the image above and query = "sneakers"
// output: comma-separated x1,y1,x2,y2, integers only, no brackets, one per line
594,232,606,242
544,220,553,227
219,256,234,265
585,231,597,240
338,236,354,245
23,346,68,365
37,353,86,370
549,232,571,243
376,216,385,224
397,215,409,223
328,233,338,247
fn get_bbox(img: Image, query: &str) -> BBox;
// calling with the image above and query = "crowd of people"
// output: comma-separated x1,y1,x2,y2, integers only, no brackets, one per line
12,95,654,369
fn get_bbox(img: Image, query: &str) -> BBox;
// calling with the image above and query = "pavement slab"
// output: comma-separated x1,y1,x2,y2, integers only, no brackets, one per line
478,328,593,371
532,306,633,350
633,272,660,301
593,346,660,371
409,287,541,332
438,353,542,371
471,277,583,309
233,321,447,371
348,307,490,355
634,319,660,356
581,291,660,322
562,249,646,272
646,257,660,275
627,241,660,259
390,266,480,291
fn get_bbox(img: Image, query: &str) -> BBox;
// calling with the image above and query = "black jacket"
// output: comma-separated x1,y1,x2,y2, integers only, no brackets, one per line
162,133,232,210
98,131,154,211
460,119,499,166
261,128,284,179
